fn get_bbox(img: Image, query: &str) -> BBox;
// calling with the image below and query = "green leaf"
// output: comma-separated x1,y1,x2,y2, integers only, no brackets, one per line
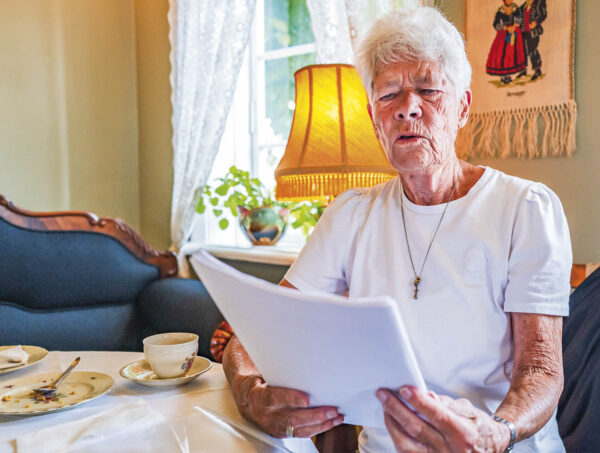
210,197,219,206
196,199,206,214
218,218,229,230
212,209,223,217
215,184,229,196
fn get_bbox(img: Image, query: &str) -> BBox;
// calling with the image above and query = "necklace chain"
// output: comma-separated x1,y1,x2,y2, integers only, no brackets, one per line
400,181,457,300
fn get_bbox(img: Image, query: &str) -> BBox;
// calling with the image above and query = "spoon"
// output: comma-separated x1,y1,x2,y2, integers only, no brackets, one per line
33,357,80,398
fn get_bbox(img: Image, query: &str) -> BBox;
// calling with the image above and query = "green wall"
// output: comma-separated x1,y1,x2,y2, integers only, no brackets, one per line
0,0,141,230
133,0,173,250
0,0,171,248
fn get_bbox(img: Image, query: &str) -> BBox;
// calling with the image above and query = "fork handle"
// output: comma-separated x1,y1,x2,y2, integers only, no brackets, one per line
51,357,81,388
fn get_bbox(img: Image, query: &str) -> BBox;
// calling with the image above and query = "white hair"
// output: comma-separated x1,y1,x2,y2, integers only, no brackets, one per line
355,7,471,100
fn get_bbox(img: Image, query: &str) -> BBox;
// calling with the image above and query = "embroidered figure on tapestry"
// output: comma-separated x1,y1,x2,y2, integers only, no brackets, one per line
486,0,547,87
519,0,547,81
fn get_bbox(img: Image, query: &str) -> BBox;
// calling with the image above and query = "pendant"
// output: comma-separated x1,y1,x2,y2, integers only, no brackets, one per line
413,276,421,300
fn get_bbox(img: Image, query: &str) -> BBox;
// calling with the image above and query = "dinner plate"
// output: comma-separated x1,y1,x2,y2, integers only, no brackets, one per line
0,346,48,377
0,371,114,415
119,356,212,388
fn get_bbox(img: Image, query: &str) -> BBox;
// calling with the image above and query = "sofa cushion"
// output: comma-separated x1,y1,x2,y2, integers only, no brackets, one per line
0,300,141,351
0,218,160,309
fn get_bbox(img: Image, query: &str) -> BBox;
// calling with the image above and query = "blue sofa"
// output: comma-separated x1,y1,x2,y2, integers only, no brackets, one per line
0,196,223,358
558,266,600,452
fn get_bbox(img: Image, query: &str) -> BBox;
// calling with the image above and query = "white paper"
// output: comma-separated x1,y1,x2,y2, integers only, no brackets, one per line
191,249,426,429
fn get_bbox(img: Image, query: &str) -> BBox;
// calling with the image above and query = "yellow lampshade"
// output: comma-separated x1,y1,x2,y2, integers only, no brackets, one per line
275,64,397,201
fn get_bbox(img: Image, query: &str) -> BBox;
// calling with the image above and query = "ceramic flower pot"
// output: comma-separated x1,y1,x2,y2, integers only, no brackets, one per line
238,206,289,246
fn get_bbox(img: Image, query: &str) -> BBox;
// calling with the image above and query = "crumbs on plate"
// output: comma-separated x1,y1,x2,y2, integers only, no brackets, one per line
29,391,63,403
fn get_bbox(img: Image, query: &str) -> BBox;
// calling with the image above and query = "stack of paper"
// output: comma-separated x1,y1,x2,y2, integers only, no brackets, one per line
191,249,426,429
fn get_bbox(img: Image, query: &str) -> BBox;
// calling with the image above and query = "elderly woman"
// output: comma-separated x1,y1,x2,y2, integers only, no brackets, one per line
223,7,571,453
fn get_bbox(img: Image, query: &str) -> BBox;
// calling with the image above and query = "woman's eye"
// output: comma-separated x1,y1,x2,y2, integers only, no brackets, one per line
379,93,395,101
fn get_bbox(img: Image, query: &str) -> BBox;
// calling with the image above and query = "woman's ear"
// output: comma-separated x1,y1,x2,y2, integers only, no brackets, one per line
457,90,472,129
367,103,380,141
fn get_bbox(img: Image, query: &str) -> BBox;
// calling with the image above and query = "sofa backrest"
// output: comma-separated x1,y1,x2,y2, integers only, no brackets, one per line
0,196,177,351
0,219,160,308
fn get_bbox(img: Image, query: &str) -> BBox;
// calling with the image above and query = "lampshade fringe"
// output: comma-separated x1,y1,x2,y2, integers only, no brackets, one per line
276,172,396,201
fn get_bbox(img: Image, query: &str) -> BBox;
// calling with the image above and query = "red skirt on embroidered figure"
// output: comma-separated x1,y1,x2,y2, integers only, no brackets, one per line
486,28,526,76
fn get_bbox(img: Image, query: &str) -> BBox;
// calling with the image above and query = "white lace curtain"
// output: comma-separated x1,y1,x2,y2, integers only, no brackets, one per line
168,0,256,276
306,0,434,64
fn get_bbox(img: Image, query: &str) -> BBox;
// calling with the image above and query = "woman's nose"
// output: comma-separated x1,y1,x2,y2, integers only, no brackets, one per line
394,92,422,120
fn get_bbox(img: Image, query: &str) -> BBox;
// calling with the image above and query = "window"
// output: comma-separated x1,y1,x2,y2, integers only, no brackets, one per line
192,0,316,250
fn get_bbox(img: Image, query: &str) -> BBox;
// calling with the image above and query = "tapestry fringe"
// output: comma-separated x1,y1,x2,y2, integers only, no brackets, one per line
456,100,577,159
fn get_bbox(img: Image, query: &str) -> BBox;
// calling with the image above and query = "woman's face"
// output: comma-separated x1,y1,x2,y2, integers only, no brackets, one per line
368,60,471,175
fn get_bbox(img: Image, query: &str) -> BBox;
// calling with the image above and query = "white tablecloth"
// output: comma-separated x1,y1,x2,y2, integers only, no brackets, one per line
0,351,317,453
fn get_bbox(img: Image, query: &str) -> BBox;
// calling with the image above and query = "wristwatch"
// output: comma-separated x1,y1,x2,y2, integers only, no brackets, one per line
492,415,516,452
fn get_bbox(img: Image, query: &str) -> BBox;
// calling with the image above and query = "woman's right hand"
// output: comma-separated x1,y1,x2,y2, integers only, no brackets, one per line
239,374,344,438
223,336,344,439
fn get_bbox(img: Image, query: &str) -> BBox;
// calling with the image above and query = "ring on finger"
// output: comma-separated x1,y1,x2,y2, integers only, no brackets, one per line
285,425,294,438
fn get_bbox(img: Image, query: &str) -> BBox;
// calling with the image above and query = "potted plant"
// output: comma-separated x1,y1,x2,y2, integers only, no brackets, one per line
196,166,325,246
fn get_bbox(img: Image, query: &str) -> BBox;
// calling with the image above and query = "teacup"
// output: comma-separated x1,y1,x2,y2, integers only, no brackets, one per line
143,333,198,379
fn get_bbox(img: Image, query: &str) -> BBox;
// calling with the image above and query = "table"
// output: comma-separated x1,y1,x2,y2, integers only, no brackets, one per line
0,351,317,453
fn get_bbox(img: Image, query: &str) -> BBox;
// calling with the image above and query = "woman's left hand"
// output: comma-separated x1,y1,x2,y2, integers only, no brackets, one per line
377,386,510,453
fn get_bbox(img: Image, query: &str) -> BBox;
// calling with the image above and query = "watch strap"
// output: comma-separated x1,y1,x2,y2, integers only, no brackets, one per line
492,415,516,452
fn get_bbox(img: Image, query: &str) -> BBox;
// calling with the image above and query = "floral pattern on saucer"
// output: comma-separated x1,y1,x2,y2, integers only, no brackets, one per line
120,356,211,388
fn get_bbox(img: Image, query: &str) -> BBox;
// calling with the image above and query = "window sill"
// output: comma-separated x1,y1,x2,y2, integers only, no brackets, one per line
181,242,299,266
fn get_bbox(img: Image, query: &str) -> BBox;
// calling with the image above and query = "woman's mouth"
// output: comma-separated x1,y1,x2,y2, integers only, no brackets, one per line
396,134,424,143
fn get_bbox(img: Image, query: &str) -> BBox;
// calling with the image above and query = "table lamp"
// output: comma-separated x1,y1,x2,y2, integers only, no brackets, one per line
275,64,397,202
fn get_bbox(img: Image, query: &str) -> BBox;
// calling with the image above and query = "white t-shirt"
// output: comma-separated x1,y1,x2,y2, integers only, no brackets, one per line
285,167,572,453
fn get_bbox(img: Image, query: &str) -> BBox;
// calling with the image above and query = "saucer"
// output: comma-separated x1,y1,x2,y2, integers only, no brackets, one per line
119,356,212,388
0,346,48,376
0,371,114,415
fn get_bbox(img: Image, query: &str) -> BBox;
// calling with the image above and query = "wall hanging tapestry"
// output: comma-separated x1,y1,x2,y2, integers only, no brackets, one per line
458,0,576,158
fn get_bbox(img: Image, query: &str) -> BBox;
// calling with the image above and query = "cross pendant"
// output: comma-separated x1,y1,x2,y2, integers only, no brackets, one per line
413,276,421,300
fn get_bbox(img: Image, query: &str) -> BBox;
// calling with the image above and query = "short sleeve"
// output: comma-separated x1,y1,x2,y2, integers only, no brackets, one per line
504,184,572,315
284,189,363,295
